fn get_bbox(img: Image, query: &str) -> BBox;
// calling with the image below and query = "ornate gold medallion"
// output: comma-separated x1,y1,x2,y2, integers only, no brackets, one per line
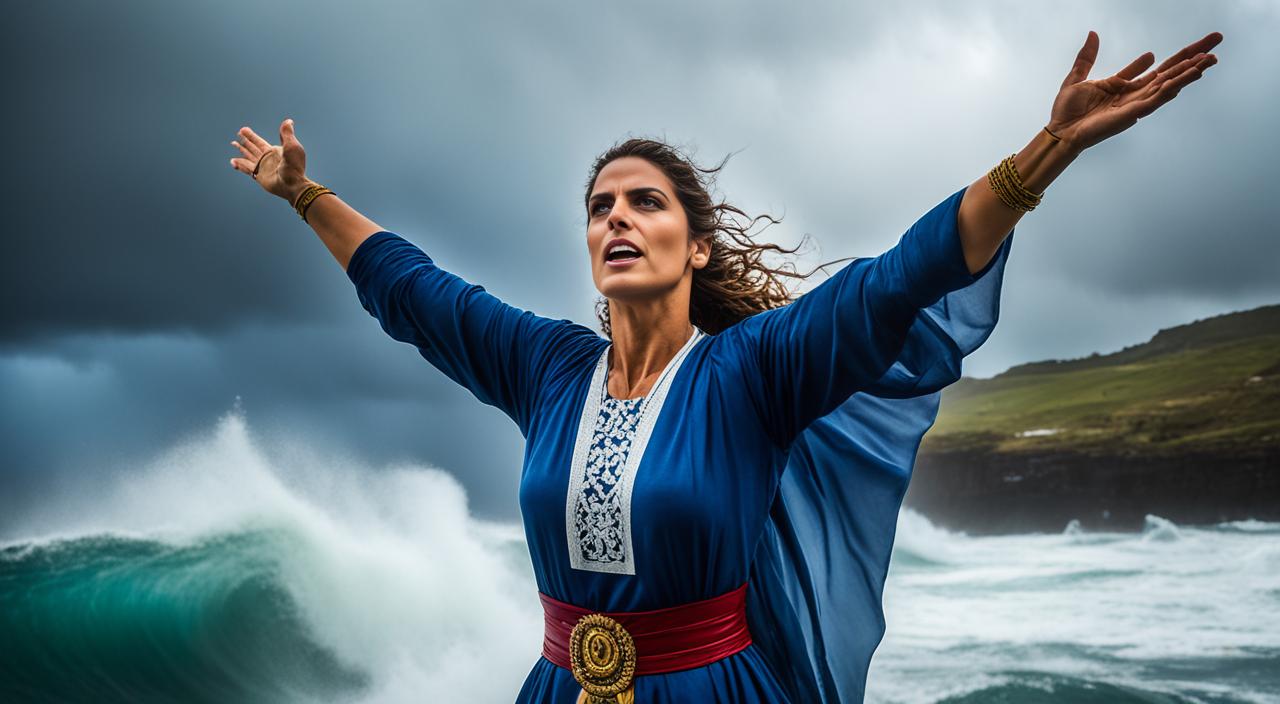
570,613,636,704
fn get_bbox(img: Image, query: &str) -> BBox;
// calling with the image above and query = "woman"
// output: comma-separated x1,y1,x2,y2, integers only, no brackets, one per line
229,31,1220,703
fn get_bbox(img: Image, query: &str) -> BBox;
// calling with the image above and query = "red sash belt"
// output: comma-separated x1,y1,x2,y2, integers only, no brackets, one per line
539,582,753,675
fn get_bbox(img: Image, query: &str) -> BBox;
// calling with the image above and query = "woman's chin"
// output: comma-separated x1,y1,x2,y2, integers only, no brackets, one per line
598,277,663,302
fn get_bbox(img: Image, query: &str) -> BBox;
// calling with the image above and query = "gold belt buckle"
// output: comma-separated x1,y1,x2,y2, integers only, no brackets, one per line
570,613,637,704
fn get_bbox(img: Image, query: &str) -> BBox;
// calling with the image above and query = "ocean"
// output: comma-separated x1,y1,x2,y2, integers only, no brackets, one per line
2,410,1277,703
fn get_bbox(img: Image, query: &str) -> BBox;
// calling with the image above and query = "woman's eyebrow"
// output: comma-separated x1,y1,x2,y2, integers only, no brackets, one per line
588,187,668,205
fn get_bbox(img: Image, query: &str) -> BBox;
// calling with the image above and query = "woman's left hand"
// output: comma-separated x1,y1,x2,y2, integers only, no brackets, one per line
1045,31,1222,155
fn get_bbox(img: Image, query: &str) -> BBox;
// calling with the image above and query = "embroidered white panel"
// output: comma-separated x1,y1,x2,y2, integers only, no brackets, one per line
565,327,707,574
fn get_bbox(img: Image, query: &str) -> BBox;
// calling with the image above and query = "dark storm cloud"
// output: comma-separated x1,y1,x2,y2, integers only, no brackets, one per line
7,0,1274,345
3,0,1276,528
0,0,1026,344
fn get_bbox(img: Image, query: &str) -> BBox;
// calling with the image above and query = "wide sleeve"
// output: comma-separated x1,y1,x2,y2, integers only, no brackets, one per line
719,184,999,449
747,219,1015,704
345,230,592,435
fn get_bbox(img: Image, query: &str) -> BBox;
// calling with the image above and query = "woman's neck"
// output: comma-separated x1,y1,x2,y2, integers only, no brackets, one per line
606,298,695,400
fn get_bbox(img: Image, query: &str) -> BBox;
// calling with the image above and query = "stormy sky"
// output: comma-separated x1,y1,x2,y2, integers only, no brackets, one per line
3,0,1276,534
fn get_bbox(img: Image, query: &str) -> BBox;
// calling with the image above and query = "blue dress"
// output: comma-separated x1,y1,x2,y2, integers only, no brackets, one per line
345,185,1014,703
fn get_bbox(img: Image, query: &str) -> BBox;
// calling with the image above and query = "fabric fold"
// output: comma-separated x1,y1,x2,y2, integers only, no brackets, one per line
747,232,1015,702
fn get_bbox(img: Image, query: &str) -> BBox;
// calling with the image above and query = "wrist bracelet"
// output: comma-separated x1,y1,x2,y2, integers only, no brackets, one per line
292,183,336,223
986,154,1043,213
291,181,327,209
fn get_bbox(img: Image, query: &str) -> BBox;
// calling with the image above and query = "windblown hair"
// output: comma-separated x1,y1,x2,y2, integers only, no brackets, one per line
585,137,853,337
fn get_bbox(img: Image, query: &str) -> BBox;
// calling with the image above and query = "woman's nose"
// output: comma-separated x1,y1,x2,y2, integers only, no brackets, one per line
607,203,630,230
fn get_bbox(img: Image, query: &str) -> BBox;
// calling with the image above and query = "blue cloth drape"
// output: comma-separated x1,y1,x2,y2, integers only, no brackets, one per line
747,233,1014,702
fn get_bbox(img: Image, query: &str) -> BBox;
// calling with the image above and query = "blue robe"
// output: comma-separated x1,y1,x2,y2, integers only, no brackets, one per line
346,185,1014,702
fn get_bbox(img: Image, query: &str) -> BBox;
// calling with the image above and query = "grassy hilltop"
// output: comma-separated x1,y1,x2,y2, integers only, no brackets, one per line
924,304,1280,457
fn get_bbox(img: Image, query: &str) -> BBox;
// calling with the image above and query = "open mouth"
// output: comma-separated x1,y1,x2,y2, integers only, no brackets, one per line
605,243,642,265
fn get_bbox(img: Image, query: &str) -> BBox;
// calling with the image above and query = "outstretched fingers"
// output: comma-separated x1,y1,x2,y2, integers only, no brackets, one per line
1153,32,1223,75
1115,51,1155,81
1147,53,1216,95
238,126,272,152
230,155,261,175
1117,54,1215,120
229,125,281,176
230,138,261,161
1096,51,1156,95
1062,30,1101,89
1131,33,1222,87
279,119,304,156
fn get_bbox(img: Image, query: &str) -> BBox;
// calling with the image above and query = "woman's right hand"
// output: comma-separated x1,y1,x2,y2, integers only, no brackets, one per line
229,118,313,205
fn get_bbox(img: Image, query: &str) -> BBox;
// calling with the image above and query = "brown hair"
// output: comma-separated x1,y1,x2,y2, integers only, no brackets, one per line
585,137,853,337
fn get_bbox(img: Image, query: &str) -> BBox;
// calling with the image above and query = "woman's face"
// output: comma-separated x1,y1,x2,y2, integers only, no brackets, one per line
587,156,710,303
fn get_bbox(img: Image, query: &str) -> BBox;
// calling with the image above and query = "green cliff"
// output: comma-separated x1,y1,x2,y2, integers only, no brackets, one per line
906,304,1280,534
927,304,1280,456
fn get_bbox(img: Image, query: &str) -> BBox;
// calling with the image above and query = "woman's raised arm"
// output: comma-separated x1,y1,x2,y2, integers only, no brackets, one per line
230,118,382,270
719,30,1222,449
228,119,597,435
956,30,1221,274
720,184,1004,450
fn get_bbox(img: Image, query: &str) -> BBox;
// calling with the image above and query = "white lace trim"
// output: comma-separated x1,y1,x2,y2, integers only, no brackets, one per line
565,327,706,574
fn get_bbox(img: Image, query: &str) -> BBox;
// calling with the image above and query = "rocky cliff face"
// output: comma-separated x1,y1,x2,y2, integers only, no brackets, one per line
906,447,1279,535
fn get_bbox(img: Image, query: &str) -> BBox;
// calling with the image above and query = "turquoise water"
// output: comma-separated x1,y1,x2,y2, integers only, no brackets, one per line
0,529,369,703
2,410,1277,702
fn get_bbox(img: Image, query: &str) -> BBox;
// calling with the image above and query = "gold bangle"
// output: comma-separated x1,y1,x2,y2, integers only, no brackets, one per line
988,166,1039,212
300,192,334,223
986,132,1059,213
1000,156,1041,208
291,181,325,209
987,154,1043,212
293,183,336,223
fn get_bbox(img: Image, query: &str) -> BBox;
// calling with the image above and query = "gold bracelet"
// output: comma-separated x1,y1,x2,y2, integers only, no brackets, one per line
986,154,1043,212
292,183,336,223
984,126,1063,212
290,183,313,210
292,182,331,211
